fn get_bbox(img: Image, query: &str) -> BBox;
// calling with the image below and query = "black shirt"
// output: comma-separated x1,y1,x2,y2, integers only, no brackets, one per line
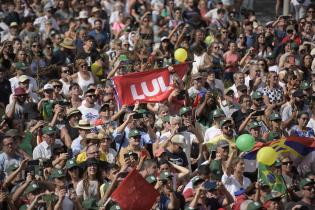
0,79,11,106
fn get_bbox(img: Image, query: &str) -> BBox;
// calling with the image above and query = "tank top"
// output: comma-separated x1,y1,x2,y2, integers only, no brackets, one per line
65,122,79,140
77,71,94,92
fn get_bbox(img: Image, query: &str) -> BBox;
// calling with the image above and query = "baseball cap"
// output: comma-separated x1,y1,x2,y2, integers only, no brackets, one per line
213,109,225,118
128,129,141,138
25,182,40,194
19,75,29,83
146,175,157,184
42,126,56,135
170,134,185,145
251,91,263,99
300,81,311,90
49,169,66,179
179,106,191,116
14,87,26,96
65,159,78,169
247,201,263,210
269,112,281,121
267,131,281,141
161,36,169,42
299,178,314,190
248,121,261,130
224,88,234,95
191,176,204,186
191,73,203,80
264,193,283,202
66,108,81,118
215,140,230,149
159,171,173,181
44,84,54,90
15,62,28,70
220,118,233,128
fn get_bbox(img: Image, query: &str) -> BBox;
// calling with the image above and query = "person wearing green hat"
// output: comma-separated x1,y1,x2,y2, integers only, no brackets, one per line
246,201,264,210
251,91,264,112
33,126,58,160
247,121,265,143
263,112,287,141
204,108,225,143
300,80,312,103
118,129,150,166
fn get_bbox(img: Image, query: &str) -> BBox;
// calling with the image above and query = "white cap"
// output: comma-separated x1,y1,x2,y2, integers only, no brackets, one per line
43,84,53,90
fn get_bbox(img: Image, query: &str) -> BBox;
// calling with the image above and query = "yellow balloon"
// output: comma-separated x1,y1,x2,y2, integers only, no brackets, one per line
257,146,278,166
174,48,188,63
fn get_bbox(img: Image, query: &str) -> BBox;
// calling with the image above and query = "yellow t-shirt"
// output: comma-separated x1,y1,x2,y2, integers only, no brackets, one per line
76,151,107,164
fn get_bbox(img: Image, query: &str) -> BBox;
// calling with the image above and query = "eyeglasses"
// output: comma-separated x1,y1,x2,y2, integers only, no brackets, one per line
80,64,88,68
62,70,70,74
86,94,96,98
281,161,293,165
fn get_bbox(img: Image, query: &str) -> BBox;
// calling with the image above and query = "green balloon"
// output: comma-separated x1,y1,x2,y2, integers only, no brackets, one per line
236,134,255,152
119,54,128,61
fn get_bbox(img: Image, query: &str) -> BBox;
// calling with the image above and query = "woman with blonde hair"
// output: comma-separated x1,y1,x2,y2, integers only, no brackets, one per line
263,72,285,109
71,59,97,92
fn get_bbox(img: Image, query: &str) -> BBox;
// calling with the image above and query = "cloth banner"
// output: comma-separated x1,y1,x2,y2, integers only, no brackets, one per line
112,63,188,105
111,168,159,210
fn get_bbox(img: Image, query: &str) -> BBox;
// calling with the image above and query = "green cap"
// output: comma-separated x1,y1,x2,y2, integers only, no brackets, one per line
248,121,261,130
212,109,225,118
220,118,232,128
146,175,157,184
110,204,122,210
65,159,78,169
269,112,281,121
267,131,280,141
251,91,263,99
159,171,173,181
82,198,99,210
14,62,27,70
300,81,311,90
137,109,149,115
119,54,128,61
191,176,204,186
299,178,314,190
25,182,40,194
49,169,66,179
128,129,141,138
246,201,263,210
179,107,191,116
6,164,19,173
5,129,20,138
42,126,56,135
264,193,282,202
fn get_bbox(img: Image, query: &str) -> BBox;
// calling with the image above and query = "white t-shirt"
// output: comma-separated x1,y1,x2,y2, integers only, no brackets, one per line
204,126,222,143
60,79,71,96
76,180,99,200
78,104,100,125
9,76,38,93
222,173,251,198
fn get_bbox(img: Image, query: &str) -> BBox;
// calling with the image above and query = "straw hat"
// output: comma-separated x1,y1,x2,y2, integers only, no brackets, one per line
75,119,92,130
59,38,75,50
80,132,105,147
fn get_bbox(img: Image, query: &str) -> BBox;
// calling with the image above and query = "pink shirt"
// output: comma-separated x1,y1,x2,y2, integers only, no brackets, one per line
223,51,239,73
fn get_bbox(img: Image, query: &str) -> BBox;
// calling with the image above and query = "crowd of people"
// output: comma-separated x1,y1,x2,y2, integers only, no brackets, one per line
0,0,314,209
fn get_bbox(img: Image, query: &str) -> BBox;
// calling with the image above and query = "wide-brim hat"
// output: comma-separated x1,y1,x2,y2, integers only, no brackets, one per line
75,119,92,130
59,38,75,50
80,132,105,147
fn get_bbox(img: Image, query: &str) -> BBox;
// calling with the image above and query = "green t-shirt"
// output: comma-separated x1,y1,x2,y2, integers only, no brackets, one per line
19,131,33,156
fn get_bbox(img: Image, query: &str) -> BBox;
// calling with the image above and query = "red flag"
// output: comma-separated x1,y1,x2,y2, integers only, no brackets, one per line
112,63,188,105
111,169,159,210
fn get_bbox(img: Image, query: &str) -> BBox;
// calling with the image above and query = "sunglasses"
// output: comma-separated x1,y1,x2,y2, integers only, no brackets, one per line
45,89,53,93
54,85,62,89
62,70,70,74
281,161,293,165
80,64,88,68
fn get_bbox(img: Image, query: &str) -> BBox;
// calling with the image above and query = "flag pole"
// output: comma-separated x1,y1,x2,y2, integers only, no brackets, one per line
103,197,112,208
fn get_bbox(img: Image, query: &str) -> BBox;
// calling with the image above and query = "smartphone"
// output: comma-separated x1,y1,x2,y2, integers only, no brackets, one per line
67,149,73,159
133,113,143,119
210,150,216,159
178,126,188,132
203,181,217,191
177,90,186,100
252,110,264,116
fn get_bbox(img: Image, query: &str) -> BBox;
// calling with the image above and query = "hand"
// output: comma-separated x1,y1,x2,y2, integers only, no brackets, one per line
126,112,136,123
292,205,303,210
0,191,7,202
26,172,33,183
54,104,64,114
253,77,262,87
19,159,29,170
133,101,140,111
35,120,46,129
59,153,68,161
12,95,18,102
58,189,66,200
167,66,175,73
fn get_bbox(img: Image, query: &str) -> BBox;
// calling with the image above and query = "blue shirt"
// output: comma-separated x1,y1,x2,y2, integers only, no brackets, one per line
88,30,109,46
290,126,315,138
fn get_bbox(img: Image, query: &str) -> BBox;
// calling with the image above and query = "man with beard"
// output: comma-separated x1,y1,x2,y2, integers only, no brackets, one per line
88,19,109,48
282,89,310,130
5,87,37,121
